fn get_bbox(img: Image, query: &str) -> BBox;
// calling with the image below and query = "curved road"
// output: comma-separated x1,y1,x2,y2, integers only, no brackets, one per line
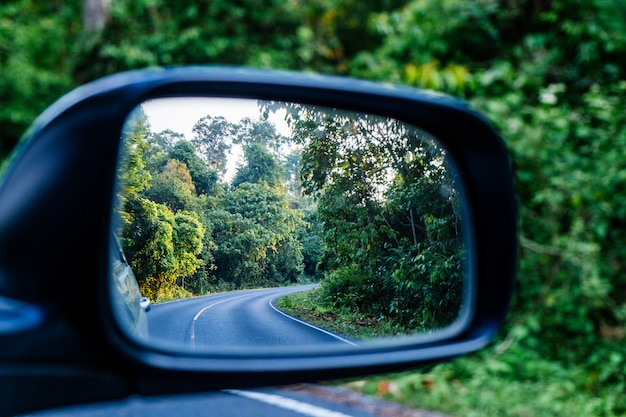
28,287,439,417
147,284,356,350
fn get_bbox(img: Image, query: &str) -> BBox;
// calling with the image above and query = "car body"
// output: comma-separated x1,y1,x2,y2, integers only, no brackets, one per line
110,235,150,341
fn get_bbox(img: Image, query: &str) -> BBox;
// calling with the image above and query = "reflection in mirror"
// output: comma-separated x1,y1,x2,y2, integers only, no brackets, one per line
113,97,469,353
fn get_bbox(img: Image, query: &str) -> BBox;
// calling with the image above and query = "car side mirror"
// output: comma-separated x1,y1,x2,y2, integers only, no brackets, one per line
0,67,517,416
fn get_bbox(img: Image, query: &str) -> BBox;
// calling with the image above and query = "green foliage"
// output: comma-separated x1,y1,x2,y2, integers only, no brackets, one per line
319,266,387,314
232,142,285,188
191,115,235,173
120,197,205,301
297,214,323,277
480,79,626,379
209,182,303,288
145,159,199,212
279,103,464,332
68,0,408,82
4,1,626,414
347,341,626,417
150,129,185,151
0,1,79,158
117,110,206,301
117,108,152,203
117,104,307,295
337,2,626,413
166,140,219,196
278,288,410,339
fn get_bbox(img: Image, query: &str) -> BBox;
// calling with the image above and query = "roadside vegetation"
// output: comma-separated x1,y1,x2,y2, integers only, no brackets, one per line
117,111,315,301
342,346,620,417
2,1,626,415
277,287,415,339
117,99,463,337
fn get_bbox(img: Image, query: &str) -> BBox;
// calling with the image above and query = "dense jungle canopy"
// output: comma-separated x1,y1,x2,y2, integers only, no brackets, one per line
117,100,463,333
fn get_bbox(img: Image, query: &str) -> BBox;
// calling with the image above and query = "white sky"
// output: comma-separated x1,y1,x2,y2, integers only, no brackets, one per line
141,97,290,182
141,97,289,139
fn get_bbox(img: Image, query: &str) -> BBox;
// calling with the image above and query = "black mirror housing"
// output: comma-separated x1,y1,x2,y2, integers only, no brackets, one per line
0,67,517,416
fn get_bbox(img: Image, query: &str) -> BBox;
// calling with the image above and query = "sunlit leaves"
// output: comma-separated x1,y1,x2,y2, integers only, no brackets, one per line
145,159,198,213
120,197,204,300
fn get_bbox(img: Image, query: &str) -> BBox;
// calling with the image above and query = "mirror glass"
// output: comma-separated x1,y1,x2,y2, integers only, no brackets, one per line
112,97,470,353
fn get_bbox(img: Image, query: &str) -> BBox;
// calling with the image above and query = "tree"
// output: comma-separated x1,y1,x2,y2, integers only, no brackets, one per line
0,1,79,160
234,117,287,153
150,129,185,151
121,198,204,300
344,0,626,396
232,142,284,188
2,0,626,410
167,140,219,196
298,212,323,277
117,107,152,205
83,0,111,32
273,102,463,330
208,182,303,288
121,197,176,299
117,108,207,300
171,211,205,290
191,115,235,172
145,159,200,213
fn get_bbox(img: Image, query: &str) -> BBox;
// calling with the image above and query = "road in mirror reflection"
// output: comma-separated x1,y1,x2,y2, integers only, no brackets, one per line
113,97,467,352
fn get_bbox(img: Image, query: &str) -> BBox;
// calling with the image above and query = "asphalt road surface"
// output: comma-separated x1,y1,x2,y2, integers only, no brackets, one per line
21,287,444,417
22,385,447,417
147,284,356,350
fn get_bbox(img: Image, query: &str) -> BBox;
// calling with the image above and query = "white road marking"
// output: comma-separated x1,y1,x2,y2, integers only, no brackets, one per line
192,294,252,321
226,390,354,417
269,298,358,347
190,293,254,347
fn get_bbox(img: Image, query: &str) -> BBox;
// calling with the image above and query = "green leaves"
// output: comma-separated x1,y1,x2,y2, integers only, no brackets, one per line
232,143,285,189
121,197,204,300
0,1,78,157
279,103,465,332
208,181,304,288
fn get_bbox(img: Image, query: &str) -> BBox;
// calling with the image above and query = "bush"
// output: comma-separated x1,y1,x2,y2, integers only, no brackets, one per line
319,265,390,315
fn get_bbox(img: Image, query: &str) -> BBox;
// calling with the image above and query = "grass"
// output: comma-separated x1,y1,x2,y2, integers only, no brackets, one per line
153,285,195,303
335,338,626,417
279,288,626,417
277,287,416,340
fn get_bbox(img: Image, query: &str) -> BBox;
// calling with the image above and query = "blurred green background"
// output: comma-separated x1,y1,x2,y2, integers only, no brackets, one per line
2,1,626,415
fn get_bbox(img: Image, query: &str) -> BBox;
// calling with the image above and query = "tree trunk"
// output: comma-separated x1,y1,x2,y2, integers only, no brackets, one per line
409,208,418,246
84,0,111,32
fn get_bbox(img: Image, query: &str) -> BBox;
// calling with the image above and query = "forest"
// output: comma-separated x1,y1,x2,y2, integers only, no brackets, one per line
2,0,626,415
116,98,464,333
